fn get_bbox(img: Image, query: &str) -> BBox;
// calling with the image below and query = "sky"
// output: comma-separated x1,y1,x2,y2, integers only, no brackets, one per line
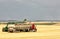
0,0,60,20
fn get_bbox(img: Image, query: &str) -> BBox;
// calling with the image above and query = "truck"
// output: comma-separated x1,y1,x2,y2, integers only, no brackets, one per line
2,22,37,33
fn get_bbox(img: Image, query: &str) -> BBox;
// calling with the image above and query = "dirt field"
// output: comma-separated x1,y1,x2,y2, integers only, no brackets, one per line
0,23,60,39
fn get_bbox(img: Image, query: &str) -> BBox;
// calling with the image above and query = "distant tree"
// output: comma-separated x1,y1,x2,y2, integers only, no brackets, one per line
23,19,27,22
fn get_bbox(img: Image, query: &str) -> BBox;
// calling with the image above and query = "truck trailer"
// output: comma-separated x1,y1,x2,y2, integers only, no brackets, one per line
2,22,37,33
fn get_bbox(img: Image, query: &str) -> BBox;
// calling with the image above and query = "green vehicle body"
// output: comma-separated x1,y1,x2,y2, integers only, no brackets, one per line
2,22,15,32
2,26,8,32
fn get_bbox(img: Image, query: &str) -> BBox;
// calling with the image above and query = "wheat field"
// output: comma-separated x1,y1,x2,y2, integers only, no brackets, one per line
0,22,60,39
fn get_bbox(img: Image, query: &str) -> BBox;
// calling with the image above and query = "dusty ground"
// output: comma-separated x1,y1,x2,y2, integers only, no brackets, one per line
0,23,60,39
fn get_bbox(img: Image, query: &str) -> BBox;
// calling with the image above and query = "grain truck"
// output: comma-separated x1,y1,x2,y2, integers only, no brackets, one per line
2,22,37,33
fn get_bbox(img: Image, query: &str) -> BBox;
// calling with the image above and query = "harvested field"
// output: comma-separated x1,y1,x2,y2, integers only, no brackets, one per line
0,22,60,39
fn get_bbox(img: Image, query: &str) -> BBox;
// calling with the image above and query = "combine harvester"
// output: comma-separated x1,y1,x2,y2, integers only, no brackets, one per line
2,21,37,33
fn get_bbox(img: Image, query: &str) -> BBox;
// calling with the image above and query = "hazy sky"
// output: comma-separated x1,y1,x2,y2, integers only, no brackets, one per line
0,0,60,20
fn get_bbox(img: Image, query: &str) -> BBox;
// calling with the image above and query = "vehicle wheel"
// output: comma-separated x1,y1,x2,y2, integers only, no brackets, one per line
9,30,13,33
8,28,15,33
32,29,37,32
25,29,30,32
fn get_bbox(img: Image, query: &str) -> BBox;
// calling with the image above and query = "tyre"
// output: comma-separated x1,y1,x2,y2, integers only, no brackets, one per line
25,28,30,32
8,28,15,33
8,30,13,33
32,29,37,32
